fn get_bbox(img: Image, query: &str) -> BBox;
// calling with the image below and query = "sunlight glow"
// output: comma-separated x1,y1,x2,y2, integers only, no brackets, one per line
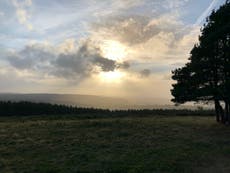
99,71,125,83
101,40,127,61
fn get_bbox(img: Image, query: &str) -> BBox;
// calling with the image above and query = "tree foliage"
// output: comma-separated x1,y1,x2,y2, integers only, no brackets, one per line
171,1,230,123
0,101,214,117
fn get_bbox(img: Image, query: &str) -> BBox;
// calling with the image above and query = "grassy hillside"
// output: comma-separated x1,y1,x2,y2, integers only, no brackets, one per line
0,115,230,173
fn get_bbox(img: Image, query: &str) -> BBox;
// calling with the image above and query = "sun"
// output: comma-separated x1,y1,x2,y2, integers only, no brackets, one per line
99,71,125,83
101,40,127,61
99,40,127,83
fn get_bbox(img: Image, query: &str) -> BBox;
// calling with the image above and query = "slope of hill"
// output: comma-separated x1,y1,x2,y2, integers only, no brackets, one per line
0,93,206,110
0,93,131,109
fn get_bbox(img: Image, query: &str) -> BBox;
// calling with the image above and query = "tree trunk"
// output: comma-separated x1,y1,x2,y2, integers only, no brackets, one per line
228,103,230,124
224,101,228,124
215,99,225,123
220,103,225,124
214,99,221,122
214,99,225,123
225,101,230,124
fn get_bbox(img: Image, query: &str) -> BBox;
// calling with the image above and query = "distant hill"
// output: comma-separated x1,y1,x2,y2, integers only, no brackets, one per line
0,93,209,110
0,93,130,109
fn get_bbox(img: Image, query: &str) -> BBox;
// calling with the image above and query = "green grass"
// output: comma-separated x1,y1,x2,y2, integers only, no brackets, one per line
0,115,230,173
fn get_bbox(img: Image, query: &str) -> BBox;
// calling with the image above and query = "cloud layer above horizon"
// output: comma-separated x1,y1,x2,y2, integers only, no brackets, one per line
0,0,225,103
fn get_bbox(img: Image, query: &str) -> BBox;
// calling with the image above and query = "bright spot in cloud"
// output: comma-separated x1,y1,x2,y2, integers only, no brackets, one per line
99,70,125,83
101,40,127,61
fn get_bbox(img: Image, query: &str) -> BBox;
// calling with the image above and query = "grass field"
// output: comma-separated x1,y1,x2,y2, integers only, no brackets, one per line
0,115,230,173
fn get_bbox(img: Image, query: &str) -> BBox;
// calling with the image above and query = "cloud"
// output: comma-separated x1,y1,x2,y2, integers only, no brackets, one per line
16,9,33,30
86,9,201,82
93,57,116,72
0,11,4,17
0,0,212,102
6,1,201,87
117,61,130,69
7,43,55,70
92,15,161,45
6,39,133,82
91,13,189,52
12,0,33,30
140,69,151,77
112,0,143,9
93,0,143,17
54,40,118,79
164,0,189,9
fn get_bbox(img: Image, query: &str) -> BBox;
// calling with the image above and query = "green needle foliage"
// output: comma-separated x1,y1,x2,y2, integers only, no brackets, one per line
171,1,230,124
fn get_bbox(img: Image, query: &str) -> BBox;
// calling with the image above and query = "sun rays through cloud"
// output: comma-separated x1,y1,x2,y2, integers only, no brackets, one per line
0,0,226,103
101,40,127,61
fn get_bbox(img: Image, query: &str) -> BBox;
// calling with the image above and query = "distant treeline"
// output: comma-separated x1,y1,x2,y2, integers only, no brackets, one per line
0,101,215,117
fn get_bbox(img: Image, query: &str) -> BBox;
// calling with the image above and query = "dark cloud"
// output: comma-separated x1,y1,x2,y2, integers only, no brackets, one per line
117,61,130,69
8,54,34,69
6,40,130,81
140,69,151,77
8,45,55,70
94,56,116,71
54,41,117,79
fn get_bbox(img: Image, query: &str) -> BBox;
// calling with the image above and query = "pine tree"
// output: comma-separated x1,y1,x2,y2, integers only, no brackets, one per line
171,1,230,123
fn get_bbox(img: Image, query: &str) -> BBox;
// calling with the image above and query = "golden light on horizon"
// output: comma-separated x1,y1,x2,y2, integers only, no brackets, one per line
101,40,127,61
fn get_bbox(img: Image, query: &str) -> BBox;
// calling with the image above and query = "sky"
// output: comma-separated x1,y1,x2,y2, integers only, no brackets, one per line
0,0,226,104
